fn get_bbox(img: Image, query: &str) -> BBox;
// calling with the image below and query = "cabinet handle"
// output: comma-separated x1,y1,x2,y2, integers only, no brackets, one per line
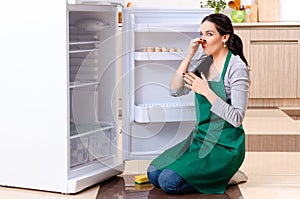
250,40,298,45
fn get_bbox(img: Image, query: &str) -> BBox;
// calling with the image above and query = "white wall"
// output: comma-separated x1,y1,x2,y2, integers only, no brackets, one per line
279,0,300,21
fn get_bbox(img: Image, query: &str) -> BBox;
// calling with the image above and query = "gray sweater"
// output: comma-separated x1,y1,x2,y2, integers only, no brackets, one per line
170,54,249,127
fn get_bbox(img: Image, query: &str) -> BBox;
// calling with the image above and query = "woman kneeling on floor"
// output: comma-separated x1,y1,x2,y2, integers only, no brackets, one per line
147,13,250,194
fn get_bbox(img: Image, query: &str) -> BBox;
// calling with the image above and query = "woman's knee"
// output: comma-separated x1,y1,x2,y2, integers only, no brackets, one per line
157,169,183,194
147,164,161,187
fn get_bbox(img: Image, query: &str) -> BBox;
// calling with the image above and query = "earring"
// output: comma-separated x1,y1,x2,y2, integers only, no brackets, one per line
223,41,227,48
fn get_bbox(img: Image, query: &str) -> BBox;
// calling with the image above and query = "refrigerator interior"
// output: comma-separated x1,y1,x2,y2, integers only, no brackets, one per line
67,4,123,179
122,8,214,160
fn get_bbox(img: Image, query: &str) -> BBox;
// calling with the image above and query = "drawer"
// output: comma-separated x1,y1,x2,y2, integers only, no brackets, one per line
70,136,89,167
70,128,113,167
70,124,114,168
251,28,299,41
89,128,112,160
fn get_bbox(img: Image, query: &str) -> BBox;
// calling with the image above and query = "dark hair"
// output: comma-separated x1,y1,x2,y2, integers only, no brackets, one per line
201,13,248,66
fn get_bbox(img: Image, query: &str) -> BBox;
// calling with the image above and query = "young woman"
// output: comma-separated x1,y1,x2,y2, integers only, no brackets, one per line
147,13,250,194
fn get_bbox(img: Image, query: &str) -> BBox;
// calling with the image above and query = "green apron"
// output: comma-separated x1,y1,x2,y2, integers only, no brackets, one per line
151,51,245,194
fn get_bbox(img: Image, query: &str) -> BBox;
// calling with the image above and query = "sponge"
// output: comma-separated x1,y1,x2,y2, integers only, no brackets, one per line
134,174,149,184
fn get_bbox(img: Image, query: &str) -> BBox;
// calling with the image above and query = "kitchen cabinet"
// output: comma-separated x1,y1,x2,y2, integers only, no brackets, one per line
234,24,300,106
122,8,213,160
249,28,298,98
234,28,250,63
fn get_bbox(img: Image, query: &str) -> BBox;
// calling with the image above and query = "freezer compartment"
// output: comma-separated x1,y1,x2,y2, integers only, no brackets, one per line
70,124,113,168
68,8,118,85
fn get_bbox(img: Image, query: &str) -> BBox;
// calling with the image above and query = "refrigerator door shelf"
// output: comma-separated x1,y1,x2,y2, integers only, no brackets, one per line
134,103,195,123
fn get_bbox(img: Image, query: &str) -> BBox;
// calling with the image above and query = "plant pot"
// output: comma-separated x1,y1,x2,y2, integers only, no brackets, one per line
231,10,246,23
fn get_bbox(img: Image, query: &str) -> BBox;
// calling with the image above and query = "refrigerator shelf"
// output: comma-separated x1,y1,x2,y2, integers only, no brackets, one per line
70,24,113,32
134,23,201,32
69,81,99,89
69,48,98,54
69,34,99,41
69,40,100,45
70,122,113,138
134,103,195,123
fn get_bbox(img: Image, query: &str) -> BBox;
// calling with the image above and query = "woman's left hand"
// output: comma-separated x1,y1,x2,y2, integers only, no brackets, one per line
183,72,211,98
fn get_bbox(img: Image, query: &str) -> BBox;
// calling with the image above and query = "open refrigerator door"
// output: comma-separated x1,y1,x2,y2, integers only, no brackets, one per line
122,8,214,160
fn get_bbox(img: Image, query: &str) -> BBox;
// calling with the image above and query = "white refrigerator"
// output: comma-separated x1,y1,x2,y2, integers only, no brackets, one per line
0,1,212,194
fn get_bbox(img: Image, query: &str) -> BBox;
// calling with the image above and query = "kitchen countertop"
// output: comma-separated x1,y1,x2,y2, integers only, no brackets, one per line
233,22,300,27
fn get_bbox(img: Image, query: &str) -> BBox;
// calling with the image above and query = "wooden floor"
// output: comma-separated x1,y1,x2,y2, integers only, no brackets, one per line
244,108,300,152
96,175,243,199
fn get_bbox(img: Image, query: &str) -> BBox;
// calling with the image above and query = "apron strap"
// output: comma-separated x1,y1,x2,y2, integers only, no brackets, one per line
221,51,232,79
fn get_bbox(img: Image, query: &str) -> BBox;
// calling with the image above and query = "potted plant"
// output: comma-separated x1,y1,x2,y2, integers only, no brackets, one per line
200,0,227,14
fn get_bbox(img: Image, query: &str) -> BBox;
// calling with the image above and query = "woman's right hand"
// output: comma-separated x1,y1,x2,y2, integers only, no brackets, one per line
187,38,203,57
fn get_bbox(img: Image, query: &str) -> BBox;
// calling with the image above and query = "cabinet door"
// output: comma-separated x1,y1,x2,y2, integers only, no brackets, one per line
249,28,299,98
249,42,298,98
234,27,250,63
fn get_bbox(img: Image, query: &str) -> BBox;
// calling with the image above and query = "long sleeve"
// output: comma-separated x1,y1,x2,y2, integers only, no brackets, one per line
210,56,249,127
